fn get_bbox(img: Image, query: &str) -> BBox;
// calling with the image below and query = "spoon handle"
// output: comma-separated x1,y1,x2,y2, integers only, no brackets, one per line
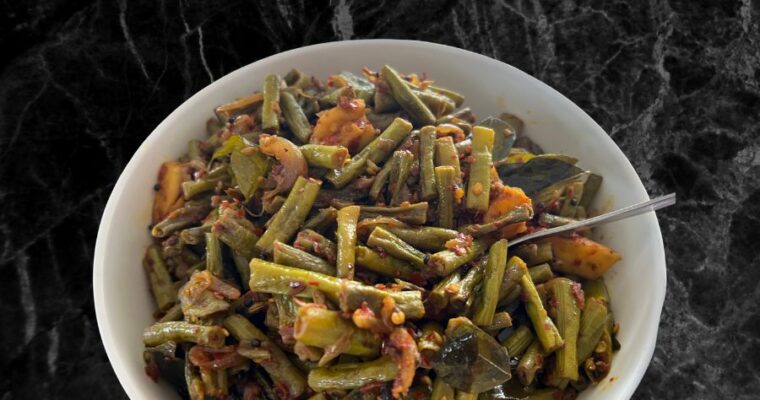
508,193,677,247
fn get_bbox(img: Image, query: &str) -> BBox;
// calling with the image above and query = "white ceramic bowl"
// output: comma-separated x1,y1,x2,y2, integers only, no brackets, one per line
94,39,666,399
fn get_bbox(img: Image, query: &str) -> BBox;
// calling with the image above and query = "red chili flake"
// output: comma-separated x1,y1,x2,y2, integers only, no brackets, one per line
308,281,320,287
338,96,359,110
464,155,476,164
144,360,160,382
573,258,582,267
571,282,586,309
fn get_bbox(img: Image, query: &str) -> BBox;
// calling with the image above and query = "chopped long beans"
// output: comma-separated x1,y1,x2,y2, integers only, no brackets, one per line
141,66,623,399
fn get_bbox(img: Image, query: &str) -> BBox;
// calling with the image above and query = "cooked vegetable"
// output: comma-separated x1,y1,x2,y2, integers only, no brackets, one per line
521,267,564,353
273,240,337,275
466,126,495,212
143,322,227,348
547,278,582,381
308,356,398,391
538,235,621,279
141,66,623,399
255,176,321,254
294,306,381,358
472,239,508,326
261,74,281,133
299,144,349,169
281,91,312,142
367,226,428,268
434,166,458,229
325,117,412,188
382,65,436,125
336,205,360,279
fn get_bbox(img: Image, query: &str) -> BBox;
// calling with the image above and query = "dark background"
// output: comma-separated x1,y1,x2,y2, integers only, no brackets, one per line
1,0,759,399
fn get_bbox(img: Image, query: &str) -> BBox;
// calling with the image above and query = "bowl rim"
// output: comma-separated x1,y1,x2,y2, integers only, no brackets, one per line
93,38,666,399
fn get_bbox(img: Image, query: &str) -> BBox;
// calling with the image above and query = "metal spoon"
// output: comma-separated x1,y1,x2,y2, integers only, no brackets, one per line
508,193,677,247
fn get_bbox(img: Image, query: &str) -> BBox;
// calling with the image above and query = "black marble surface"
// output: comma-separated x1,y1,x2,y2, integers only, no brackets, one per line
1,0,759,398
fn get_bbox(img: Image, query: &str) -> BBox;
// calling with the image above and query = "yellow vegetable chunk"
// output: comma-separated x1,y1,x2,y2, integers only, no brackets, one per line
484,184,532,238
311,98,376,154
152,161,187,224
539,236,621,279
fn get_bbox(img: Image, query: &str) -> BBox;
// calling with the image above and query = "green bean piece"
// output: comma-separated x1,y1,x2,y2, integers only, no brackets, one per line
230,147,271,201
369,155,394,200
434,166,457,229
496,255,528,303
214,92,264,122
384,226,459,252
152,202,211,238
248,259,425,319
204,232,224,277
307,356,398,391
184,356,204,400
582,278,610,304
294,229,337,263
435,137,462,183
449,258,486,312
355,246,419,281
428,271,462,314
231,250,250,291
547,278,582,380
431,376,456,400
336,205,360,279
143,245,177,311
516,340,544,385
325,117,413,188
273,241,337,275
213,215,259,260
223,314,307,398
418,126,438,201
501,325,534,358
302,207,338,233
483,311,513,335
472,239,509,326
366,110,402,132
513,242,554,267
428,85,465,107
367,226,427,268
180,225,211,245
256,176,321,254
381,65,435,125
579,173,603,210
294,306,381,357
455,391,477,400
577,297,608,364
538,213,579,228
359,202,429,225
529,263,555,284
465,126,495,212
521,265,564,353
261,74,281,133
415,89,456,117
427,238,492,277
559,181,585,218
159,303,184,323
388,150,414,206
284,68,311,88
181,168,230,199
339,71,376,103
584,328,613,384
300,144,349,169
281,91,312,143
460,205,533,237
143,321,227,348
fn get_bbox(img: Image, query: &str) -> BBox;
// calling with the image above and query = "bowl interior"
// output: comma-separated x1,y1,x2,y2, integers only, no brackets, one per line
94,40,665,400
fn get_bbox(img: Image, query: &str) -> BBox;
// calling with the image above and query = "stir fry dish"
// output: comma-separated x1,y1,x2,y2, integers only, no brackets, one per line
142,65,622,400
